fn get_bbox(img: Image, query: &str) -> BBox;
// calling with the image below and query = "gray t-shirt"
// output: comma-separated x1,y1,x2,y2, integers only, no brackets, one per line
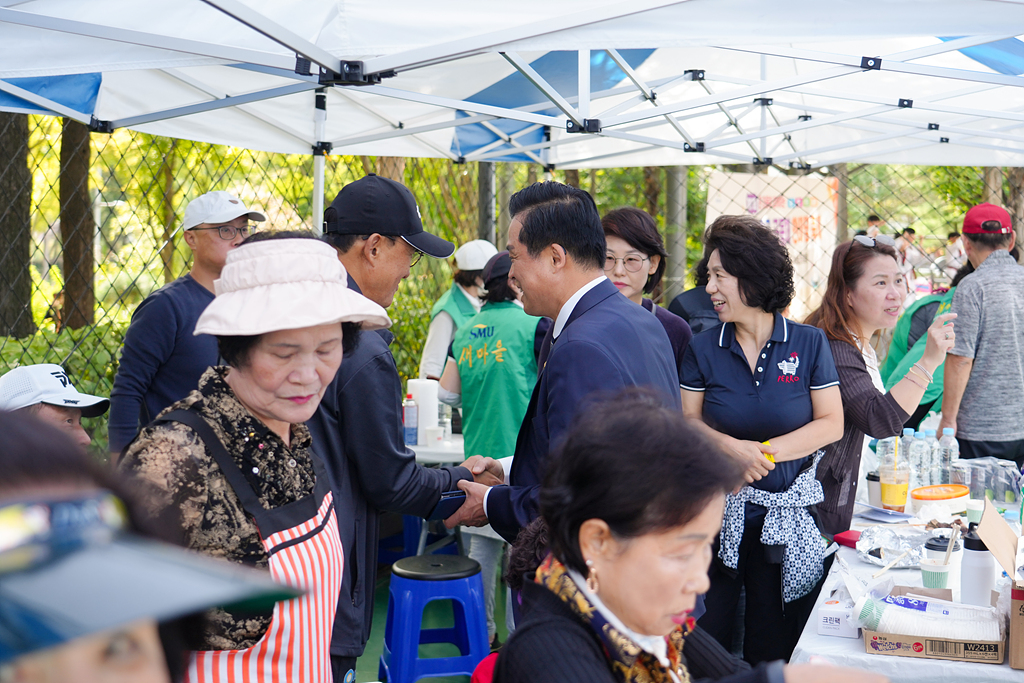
949,249,1024,441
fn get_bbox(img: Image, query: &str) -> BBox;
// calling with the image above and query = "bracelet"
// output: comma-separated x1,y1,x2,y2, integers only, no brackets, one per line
904,372,927,390
912,362,934,382
908,366,932,385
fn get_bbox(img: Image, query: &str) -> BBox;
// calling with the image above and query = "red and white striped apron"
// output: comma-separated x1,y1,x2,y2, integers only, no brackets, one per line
161,409,343,683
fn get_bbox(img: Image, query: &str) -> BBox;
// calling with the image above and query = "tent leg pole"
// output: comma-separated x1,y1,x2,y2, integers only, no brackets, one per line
313,154,325,234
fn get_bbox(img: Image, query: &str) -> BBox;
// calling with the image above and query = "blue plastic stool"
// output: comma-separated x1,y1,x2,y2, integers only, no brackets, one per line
379,555,490,683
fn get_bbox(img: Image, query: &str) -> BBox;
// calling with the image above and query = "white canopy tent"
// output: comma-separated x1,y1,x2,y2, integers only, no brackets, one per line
5,0,1024,222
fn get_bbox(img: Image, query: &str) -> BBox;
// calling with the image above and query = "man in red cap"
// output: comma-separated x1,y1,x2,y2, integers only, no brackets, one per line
939,203,1024,467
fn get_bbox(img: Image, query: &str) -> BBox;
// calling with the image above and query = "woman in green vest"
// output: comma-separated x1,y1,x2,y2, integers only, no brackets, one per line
438,250,548,647
418,239,498,379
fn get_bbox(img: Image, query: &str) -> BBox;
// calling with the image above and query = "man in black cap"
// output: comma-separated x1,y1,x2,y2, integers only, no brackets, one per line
306,174,503,679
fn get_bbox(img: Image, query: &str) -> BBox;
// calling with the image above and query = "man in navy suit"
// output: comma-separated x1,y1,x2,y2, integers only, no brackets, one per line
444,182,681,543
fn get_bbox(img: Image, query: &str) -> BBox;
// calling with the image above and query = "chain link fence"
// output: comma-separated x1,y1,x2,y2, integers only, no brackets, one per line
0,112,1015,452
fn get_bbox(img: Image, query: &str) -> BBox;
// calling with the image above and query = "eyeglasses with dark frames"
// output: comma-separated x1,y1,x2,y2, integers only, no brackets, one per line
189,223,255,241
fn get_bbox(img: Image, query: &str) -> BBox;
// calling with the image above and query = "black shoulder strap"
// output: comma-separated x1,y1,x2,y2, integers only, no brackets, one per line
157,408,264,515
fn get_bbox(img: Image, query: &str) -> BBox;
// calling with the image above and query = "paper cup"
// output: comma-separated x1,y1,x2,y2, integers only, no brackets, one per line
424,426,445,445
966,498,985,525
919,558,952,589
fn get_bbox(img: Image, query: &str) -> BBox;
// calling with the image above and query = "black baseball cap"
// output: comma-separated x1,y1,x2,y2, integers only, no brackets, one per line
323,174,455,258
483,250,512,287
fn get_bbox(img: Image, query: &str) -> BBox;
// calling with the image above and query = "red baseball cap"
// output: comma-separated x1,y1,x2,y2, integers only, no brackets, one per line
963,203,1012,234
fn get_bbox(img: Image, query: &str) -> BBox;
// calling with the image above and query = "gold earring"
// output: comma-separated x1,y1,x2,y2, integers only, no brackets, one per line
585,559,599,593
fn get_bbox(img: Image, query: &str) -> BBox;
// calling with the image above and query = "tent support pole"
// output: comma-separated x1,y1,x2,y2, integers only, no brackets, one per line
312,89,327,235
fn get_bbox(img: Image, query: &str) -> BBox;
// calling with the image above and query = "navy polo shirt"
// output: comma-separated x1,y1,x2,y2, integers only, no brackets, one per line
681,313,839,520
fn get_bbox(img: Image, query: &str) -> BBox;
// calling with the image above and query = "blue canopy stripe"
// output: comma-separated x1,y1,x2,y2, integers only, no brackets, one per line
452,50,654,163
0,74,102,117
944,36,1024,75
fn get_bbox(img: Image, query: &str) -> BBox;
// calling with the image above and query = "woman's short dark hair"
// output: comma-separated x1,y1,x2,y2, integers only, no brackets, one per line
540,389,744,577
508,182,605,270
453,269,483,289
601,207,668,294
702,215,795,313
219,230,361,365
484,277,517,304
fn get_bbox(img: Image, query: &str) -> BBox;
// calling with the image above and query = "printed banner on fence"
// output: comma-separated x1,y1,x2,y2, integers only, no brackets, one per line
705,171,839,321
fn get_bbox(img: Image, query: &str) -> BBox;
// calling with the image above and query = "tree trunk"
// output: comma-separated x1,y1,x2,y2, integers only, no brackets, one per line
527,166,537,186
160,140,177,285
664,166,688,302
643,166,661,218
0,113,35,337
564,169,580,188
478,161,495,242
983,167,1002,205
59,118,95,329
497,163,513,249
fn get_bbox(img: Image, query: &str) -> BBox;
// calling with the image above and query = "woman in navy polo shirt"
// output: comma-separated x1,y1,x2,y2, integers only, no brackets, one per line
680,215,844,664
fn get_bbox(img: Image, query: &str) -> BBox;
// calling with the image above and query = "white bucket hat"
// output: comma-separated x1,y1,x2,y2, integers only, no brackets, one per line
194,238,391,337
453,240,498,270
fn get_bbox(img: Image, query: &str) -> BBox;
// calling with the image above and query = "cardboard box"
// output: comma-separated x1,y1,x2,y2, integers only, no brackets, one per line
861,586,1006,664
976,498,1024,670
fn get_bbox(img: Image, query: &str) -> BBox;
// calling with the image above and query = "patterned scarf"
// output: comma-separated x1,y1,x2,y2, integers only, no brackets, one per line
534,555,693,683
718,450,826,602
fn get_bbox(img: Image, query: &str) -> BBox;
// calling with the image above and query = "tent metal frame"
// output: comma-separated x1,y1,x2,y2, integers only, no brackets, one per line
5,1,1024,226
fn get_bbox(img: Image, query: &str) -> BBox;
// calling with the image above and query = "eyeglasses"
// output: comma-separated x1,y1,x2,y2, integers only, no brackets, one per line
387,236,424,267
852,234,896,248
189,224,255,241
604,254,650,273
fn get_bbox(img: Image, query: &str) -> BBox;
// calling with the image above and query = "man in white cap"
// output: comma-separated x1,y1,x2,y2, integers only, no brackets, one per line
418,238,499,379
0,363,109,448
108,191,265,457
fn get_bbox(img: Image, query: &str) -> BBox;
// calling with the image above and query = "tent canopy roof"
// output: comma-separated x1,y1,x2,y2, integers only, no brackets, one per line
4,0,1024,168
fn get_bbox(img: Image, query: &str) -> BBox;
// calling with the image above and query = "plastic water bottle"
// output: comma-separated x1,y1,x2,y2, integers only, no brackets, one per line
937,428,957,485
900,428,915,468
402,393,418,445
945,428,960,462
909,432,931,492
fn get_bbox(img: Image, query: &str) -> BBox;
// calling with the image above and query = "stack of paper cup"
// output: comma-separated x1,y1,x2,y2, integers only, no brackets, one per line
407,379,439,447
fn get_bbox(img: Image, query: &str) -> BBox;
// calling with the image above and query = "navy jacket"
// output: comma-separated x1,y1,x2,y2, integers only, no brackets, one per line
109,274,218,452
486,279,682,543
306,279,473,658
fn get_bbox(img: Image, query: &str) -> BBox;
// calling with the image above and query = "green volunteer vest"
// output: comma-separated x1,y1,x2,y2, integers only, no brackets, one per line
452,301,541,460
430,286,478,331
882,287,956,406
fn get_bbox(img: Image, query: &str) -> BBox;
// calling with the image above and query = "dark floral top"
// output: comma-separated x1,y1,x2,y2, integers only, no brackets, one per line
120,366,316,650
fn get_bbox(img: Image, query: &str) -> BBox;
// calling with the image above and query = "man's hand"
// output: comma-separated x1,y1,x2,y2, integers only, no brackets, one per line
444,480,490,528
726,438,777,483
938,414,956,435
463,454,504,486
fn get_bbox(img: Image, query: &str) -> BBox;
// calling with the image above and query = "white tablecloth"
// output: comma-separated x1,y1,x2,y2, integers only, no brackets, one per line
411,434,465,465
791,546,1017,681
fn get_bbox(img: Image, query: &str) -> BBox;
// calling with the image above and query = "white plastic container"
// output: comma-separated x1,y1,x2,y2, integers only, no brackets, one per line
961,524,995,607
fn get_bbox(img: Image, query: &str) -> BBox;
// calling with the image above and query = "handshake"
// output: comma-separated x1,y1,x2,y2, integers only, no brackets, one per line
441,454,504,529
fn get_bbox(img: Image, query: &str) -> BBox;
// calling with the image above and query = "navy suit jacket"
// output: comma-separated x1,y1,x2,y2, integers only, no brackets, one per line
487,278,682,543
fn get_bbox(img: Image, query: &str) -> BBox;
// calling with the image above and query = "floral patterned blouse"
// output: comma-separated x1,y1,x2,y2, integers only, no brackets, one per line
120,366,316,650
